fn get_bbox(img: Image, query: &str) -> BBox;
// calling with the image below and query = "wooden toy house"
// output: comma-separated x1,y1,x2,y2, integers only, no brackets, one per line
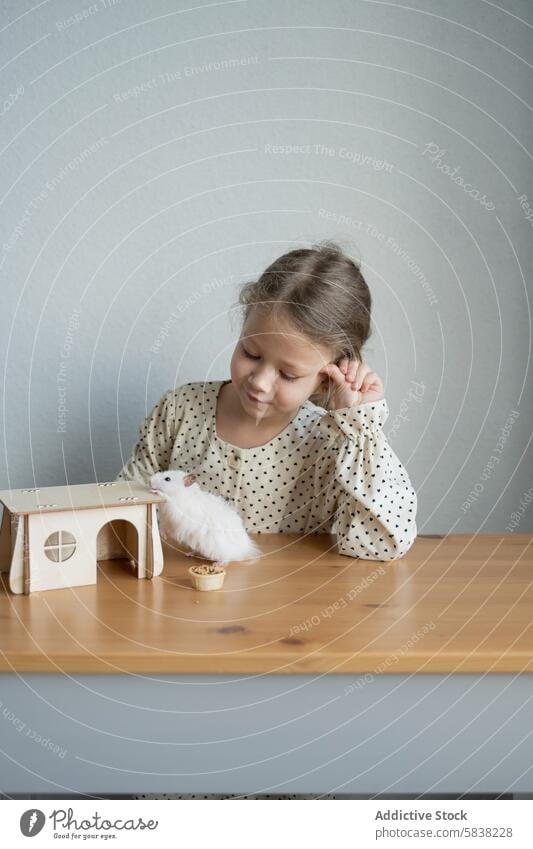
0,481,166,594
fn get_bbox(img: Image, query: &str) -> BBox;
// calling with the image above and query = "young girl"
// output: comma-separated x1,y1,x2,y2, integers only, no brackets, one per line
115,242,417,561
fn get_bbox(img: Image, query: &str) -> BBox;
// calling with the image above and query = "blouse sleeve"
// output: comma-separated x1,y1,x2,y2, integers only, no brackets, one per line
113,388,180,486
315,398,417,560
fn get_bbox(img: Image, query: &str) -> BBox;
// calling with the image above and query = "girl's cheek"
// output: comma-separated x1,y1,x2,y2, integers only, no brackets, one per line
229,349,242,375
231,356,249,384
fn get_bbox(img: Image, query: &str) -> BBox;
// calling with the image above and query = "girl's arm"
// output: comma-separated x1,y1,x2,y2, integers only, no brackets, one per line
113,388,180,486
315,399,417,560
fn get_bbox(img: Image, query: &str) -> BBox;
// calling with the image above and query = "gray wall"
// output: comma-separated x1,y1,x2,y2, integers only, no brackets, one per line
1,0,531,534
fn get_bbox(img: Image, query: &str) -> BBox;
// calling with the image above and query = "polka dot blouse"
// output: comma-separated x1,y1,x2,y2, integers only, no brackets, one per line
114,380,418,561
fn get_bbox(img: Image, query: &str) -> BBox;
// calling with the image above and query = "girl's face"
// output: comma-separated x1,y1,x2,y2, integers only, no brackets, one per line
229,306,334,426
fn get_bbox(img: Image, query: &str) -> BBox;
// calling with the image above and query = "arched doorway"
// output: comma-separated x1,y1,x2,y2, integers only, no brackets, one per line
96,519,139,578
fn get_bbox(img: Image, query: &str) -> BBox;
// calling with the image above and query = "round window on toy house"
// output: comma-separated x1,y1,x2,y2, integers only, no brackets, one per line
43,530,77,562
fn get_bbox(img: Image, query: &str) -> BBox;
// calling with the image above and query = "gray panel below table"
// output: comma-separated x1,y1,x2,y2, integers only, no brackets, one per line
1,674,532,795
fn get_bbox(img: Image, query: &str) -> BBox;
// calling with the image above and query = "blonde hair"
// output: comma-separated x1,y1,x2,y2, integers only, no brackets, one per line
236,240,372,407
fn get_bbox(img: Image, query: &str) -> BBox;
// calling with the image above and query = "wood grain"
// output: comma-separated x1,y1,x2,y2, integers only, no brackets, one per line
0,481,165,515
1,533,532,674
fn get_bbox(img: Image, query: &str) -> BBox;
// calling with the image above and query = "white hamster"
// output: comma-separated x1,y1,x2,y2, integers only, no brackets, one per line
149,470,262,566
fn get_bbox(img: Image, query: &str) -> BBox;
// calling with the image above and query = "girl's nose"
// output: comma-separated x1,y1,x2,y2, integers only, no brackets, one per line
249,368,276,394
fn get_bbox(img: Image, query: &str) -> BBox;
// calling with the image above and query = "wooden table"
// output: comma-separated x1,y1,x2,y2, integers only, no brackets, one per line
1,533,532,797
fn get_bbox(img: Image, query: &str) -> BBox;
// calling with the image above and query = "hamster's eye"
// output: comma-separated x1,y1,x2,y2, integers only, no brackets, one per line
164,476,171,482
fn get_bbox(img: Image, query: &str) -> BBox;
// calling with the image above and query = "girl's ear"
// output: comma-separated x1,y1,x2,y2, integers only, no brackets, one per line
318,364,334,390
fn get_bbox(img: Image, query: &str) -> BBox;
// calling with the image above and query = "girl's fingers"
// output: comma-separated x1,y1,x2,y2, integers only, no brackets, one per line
352,363,363,388
320,360,383,404
339,357,360,383
345,363,359,383
321,363,347,387
324,364,345,384
360,371,378,391
322,360,380,393
354,364,371,390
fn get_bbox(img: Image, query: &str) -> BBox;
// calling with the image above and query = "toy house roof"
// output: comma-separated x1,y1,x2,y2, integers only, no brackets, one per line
0,481,165,516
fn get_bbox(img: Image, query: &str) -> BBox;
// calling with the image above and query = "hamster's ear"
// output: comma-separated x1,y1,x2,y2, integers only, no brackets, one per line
183,474,196,487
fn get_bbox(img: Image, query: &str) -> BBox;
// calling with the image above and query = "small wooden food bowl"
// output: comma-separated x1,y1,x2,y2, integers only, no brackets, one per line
189,564,226,591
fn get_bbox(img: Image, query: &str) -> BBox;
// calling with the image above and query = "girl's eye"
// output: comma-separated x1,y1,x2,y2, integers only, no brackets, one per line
242,346,297,382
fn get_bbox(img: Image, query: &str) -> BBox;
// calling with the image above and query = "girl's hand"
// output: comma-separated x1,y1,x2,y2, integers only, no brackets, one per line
318,357,384,410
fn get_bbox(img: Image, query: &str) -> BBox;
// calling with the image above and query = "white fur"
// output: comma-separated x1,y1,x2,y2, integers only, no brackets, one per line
149,470,262,565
